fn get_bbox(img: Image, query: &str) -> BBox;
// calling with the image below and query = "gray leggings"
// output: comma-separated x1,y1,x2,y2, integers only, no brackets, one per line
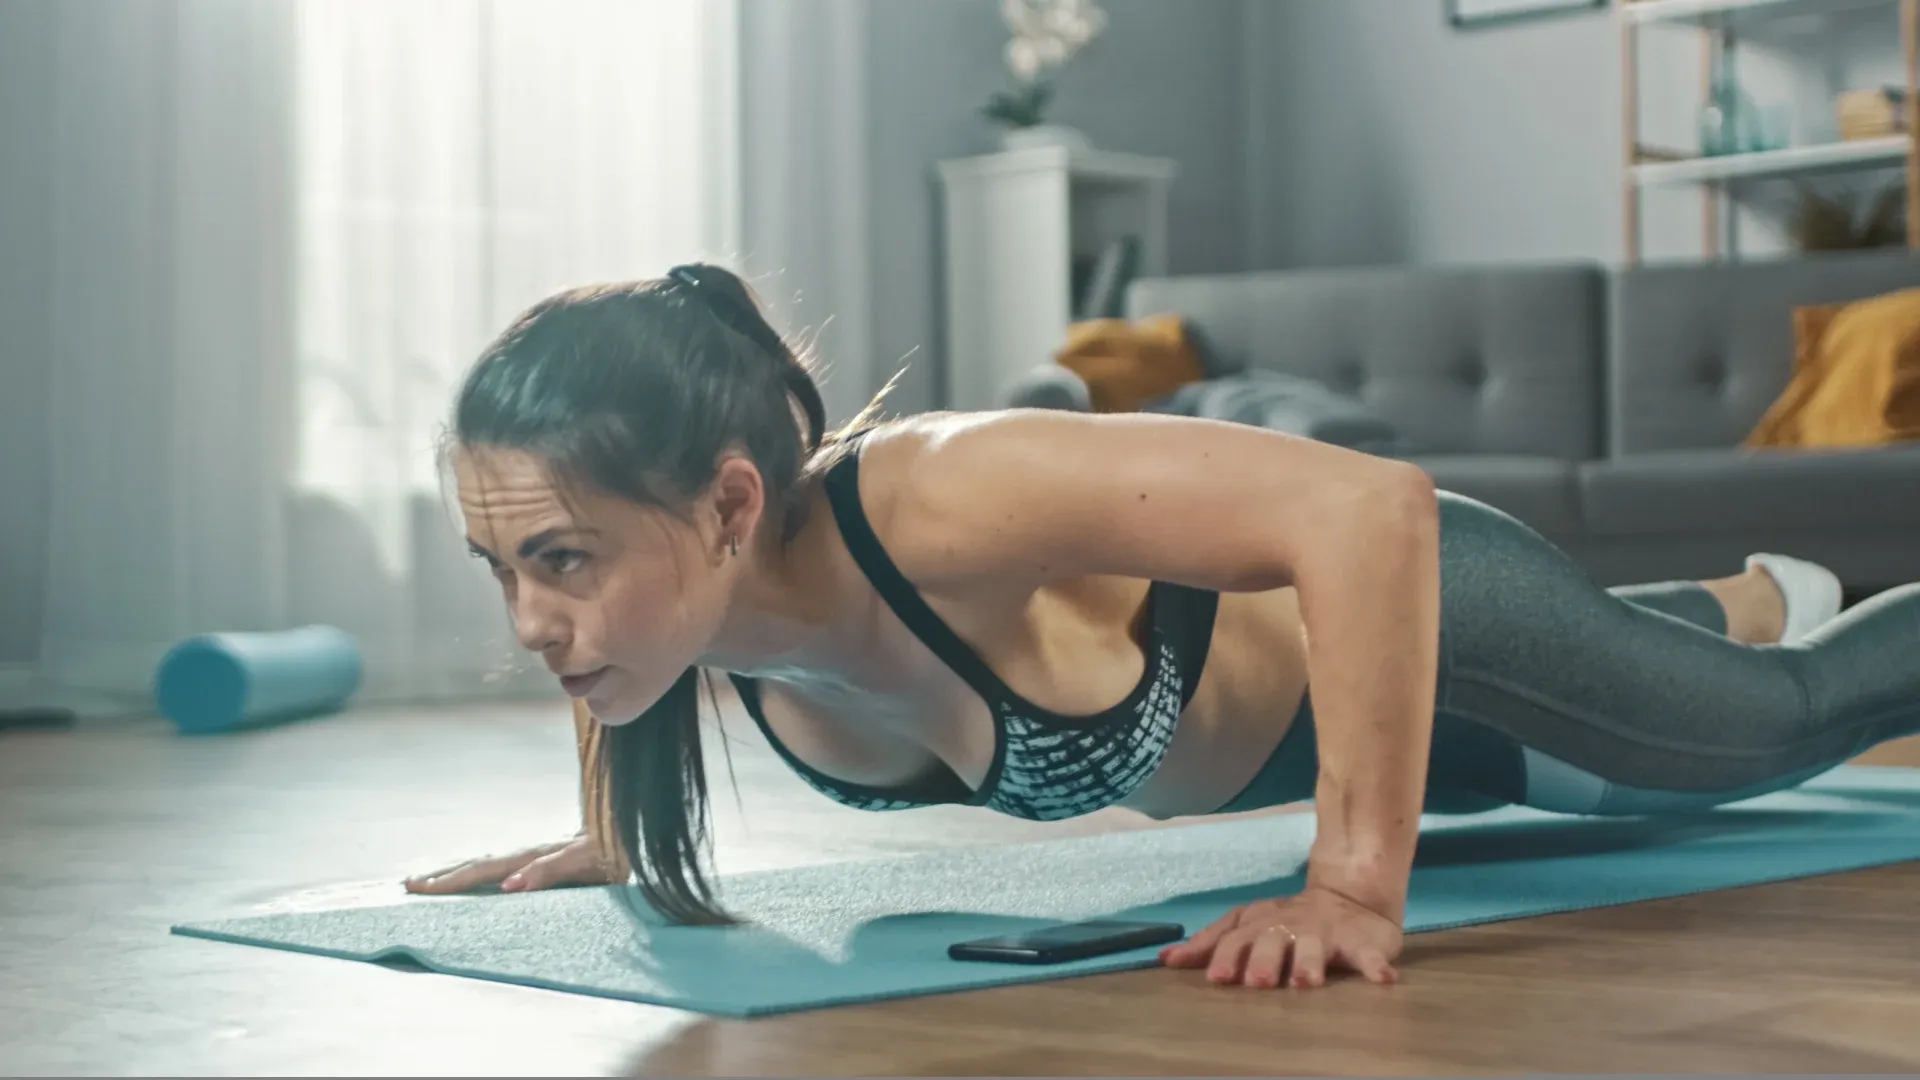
1217,491,1920,817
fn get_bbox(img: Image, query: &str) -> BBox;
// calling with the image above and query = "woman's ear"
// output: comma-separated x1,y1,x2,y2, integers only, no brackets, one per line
707,453,768,552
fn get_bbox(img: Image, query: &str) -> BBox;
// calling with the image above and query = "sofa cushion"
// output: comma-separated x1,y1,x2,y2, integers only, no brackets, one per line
1744,288,1920,450
1127,264,1605,459
1609,251,1920,454
1578,445,1920,536
1407,455,1584,538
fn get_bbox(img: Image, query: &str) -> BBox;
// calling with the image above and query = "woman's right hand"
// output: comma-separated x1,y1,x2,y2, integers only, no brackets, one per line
403,833,622,895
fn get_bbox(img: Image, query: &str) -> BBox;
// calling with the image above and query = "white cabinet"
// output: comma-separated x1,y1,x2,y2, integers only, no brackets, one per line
936,146,1177,412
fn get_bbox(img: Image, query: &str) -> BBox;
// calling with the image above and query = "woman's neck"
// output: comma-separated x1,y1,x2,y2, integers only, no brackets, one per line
696,480,880,691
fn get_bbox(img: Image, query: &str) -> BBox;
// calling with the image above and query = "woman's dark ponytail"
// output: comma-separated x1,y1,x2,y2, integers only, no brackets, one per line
666,262,826,452
779,364,827,452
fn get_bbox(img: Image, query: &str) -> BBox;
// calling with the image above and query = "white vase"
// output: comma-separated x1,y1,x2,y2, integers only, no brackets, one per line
1000,123,1091,153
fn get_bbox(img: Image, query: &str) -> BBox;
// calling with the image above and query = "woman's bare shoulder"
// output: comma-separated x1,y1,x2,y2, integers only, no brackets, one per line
837,409,1087,587
846,407,1151,507
845,406,1426,596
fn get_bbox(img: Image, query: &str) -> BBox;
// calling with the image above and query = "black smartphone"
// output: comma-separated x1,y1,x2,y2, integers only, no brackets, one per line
947,919,1186,965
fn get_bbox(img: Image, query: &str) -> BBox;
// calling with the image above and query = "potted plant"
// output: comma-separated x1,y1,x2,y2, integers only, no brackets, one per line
982,0,1106,152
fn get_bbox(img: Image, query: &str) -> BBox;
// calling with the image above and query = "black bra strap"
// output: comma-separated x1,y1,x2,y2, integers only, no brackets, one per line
1171,584,1219,710
822,445,1017,705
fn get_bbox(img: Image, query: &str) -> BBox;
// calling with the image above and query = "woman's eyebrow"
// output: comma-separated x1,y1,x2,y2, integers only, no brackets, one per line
467,527,600,562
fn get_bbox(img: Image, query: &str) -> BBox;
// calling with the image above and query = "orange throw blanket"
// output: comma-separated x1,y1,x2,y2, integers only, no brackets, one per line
1745,287,1920,450
1053,314,1208,414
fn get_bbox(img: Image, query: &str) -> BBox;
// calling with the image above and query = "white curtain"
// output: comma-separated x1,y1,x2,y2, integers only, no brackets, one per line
738,0,876,428
40,0,299,699
289,0,740,700
38,0,741,706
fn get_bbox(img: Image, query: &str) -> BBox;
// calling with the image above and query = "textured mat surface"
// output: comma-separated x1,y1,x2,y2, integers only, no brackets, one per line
173,766,1920,1017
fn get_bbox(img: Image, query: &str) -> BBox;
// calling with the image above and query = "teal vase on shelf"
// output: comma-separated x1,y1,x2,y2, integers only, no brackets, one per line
1699,53,1790,157
1700,70,1758,156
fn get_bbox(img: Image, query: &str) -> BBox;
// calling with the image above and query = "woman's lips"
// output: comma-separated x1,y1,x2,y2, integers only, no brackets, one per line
559,667,609,697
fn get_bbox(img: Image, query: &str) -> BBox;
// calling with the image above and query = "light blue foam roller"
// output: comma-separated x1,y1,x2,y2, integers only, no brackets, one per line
155,625,364,734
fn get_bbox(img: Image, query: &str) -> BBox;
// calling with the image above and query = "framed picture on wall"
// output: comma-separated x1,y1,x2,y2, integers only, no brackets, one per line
1447,0,1606,28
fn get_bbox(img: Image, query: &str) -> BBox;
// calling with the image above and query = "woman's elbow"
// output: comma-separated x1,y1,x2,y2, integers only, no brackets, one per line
1383,462,1438,527
1339,459,1435,526
1376,463,1439,551
1298,462,1437,573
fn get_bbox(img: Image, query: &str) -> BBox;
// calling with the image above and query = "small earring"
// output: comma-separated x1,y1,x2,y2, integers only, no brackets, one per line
729,533,739,557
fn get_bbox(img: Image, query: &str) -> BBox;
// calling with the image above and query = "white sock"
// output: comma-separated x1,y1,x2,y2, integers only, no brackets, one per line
1744,553,1844,644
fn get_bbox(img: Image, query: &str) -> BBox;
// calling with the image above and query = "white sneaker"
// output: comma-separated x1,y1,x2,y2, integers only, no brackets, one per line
1744,553,1844,644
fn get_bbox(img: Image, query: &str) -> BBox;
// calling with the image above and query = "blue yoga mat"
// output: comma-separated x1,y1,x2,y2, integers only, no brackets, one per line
172,765,1920,1018
155,625,363,734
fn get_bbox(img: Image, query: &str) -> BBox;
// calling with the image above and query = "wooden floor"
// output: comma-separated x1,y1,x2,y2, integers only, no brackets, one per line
4,699,1919,1076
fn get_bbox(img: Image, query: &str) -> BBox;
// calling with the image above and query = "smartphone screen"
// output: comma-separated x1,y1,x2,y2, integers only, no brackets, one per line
948,919,1186,965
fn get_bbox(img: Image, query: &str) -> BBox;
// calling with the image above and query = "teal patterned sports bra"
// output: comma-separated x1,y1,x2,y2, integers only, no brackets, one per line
727,435,1220,821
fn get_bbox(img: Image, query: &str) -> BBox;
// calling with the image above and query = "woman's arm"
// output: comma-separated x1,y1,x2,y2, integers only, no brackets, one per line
1290,472,1437,925
869,409,1440,924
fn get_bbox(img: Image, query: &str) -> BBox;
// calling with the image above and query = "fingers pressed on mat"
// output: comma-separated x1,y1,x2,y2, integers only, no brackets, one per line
1355,947,1398,985
503,855,558,891
1207,930,1258,985
1289,934,1327,988
405,854,519,894
1242,928,1293,988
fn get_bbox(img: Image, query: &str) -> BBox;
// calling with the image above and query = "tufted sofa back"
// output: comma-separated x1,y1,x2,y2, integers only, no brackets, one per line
1126,264,1606,460
1608,250,1920,455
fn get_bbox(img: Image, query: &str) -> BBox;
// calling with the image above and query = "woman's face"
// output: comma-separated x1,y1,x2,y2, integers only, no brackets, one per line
454,447,748,723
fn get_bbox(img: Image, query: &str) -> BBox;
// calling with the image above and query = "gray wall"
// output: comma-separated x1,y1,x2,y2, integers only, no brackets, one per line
864,0,1253,414
1245,1,1902,269
1248,0,1659,267
0,0,54,666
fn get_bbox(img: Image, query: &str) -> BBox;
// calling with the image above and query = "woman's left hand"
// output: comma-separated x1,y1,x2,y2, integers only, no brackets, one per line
1158,885,1403,989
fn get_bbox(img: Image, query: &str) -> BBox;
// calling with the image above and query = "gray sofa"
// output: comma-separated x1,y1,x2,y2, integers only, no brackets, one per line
1006,250,1920,593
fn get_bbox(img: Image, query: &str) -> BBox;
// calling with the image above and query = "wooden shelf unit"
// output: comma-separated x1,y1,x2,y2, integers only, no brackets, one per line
1619,0,1920,261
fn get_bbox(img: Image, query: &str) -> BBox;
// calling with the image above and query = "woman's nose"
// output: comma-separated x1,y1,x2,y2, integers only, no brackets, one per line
512,590,569,654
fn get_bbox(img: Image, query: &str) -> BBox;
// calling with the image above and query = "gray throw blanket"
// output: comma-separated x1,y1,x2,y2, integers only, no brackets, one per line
1142,369,1415,456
